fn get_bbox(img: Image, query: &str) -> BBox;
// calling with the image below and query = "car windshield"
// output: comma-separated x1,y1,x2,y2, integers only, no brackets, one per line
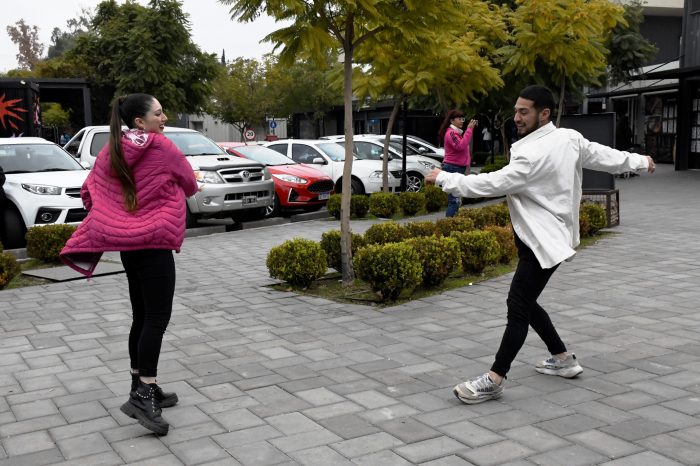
165,131,226,156
231,145,296,165
384,139,420,155
316,142,347,162
0,143,84,173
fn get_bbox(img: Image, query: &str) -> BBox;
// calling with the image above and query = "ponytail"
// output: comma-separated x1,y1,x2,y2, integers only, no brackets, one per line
108,95,139,212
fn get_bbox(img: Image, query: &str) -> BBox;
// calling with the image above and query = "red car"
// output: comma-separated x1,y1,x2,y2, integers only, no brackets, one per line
219,142,335,217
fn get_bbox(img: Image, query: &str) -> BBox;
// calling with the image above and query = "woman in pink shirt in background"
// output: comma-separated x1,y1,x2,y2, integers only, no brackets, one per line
438,109,478,217
61,93,198,436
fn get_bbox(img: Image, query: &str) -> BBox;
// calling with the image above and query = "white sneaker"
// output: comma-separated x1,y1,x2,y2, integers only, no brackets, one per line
453,373,504,404
535,353,583,378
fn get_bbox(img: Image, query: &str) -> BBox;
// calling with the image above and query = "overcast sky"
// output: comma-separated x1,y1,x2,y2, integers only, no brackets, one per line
1,0,283,73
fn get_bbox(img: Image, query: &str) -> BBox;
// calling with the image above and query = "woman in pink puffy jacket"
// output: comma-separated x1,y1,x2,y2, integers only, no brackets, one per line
61,93,198,435
438,109,478,217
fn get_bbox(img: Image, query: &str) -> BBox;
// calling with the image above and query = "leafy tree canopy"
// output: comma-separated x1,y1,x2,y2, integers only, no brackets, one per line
6,20,44,70
606,0,658,85
44,0,222,122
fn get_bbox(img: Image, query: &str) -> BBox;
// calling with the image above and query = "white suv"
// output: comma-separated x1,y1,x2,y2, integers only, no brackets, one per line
262,139,402,194
0,137,89,249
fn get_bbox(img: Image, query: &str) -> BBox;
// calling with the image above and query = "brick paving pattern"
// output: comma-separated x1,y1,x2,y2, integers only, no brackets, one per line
1,164,699,465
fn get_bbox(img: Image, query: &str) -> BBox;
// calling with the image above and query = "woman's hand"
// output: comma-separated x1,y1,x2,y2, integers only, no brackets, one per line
467,119,478,129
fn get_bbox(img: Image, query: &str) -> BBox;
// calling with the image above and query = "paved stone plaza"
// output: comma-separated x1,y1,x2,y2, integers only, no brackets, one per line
1,164,699,465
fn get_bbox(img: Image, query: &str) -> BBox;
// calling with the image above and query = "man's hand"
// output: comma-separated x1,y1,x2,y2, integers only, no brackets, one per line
645,155,656,173
426,168,442,184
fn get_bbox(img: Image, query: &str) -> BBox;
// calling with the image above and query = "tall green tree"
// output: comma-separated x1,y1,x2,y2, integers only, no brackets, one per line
221,0,459,284
353,0,507,190
210,56,276,139
6,20,44,70
51,0,221,121
606,0,658,85
47,8,93,59
500,0,625,126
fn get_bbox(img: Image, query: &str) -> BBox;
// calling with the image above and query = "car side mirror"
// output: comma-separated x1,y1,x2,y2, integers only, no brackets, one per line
312,157,325,164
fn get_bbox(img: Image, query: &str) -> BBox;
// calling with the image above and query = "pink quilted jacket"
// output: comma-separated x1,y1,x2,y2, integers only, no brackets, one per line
60,130,198,277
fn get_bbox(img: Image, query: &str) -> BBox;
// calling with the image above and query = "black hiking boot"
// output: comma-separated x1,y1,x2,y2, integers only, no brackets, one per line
130,373,178,408
120,380,169,435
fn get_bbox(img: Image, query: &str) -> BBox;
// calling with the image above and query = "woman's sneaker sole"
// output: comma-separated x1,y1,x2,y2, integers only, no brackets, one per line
535,365,583,378
120,401,169,435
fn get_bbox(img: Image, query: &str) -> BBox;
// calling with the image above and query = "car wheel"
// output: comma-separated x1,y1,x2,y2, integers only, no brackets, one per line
350,178,365,195
2,207,27,249
185,205,199,229
405,172,424,192
266,194,281,218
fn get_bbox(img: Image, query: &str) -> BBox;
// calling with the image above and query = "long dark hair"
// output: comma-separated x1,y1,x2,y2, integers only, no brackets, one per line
438,109,465,144
109,93,154,212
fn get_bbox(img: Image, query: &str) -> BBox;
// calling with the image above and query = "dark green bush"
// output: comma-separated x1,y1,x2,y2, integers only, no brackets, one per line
435,216,475,237
354,242,422,300
480,159,508,173
0,252,20,290
472,151,491,166
450,230,501,274
456,206,497,229
404,236,461,287
368,192,399,218
351,195,370,218
404,220,438,238
26,225,77,262
484,225,517,264
327,194,342,219
482,203,511,227
363,221,409,245
398,191,426,217
579,211,592,238
266,238,328,288
319,230,366,273
580,202,607,234
422,184,448,212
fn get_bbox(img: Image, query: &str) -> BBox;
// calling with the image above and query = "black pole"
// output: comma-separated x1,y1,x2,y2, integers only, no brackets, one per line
401,99,408,192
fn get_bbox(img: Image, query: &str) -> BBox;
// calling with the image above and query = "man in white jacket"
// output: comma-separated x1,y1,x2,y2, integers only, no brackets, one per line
426,85,655,404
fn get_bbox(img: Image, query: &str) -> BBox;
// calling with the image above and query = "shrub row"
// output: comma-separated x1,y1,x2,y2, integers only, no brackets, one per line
327,185,448,220
267,201,609,301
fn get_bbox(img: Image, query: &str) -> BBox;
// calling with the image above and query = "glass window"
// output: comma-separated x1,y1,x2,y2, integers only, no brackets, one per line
315,143,347,162
233,145,295,165
292,144,324,164
266,144,288,156
164,131,225,156
0,143,84,173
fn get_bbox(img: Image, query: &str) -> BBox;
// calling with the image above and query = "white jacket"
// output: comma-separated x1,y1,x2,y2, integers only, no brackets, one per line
436,122,649,269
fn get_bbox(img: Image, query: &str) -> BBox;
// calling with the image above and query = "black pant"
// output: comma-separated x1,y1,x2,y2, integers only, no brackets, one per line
120,249,176,378
491,235,567,377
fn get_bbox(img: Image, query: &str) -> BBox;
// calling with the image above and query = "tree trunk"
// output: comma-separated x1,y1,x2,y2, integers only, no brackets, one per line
382,99,401,191
556,77,565,128
340,20,355,285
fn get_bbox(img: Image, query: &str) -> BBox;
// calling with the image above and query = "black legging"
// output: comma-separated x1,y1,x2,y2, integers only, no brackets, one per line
120,249,175,378
491,234,567,376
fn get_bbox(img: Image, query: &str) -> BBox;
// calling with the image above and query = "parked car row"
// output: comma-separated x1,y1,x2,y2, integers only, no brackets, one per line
0,129,439,249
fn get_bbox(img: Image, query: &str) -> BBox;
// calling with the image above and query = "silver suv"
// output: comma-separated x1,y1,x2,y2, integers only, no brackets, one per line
64,126,274,226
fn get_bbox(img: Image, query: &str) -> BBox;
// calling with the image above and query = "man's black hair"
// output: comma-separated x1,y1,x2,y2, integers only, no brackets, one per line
519,85,556,115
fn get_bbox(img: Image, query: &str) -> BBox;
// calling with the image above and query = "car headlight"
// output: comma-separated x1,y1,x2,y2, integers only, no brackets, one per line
22,183,62,195
272,173,308,184
194,170,225,184
369,171,383,179
418,160,438,169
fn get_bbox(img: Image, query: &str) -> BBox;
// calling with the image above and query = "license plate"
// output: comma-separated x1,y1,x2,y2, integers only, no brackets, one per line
242,196,257,205
318,192,330,200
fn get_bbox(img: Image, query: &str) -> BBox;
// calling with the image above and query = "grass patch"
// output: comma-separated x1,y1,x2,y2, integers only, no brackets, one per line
270,231,614,308
6,258,60,289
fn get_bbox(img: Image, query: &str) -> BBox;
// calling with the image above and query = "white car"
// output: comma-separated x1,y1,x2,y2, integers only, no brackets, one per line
262,139,402,194
323,134,444,160
328,135,441,192
0,137,89,249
